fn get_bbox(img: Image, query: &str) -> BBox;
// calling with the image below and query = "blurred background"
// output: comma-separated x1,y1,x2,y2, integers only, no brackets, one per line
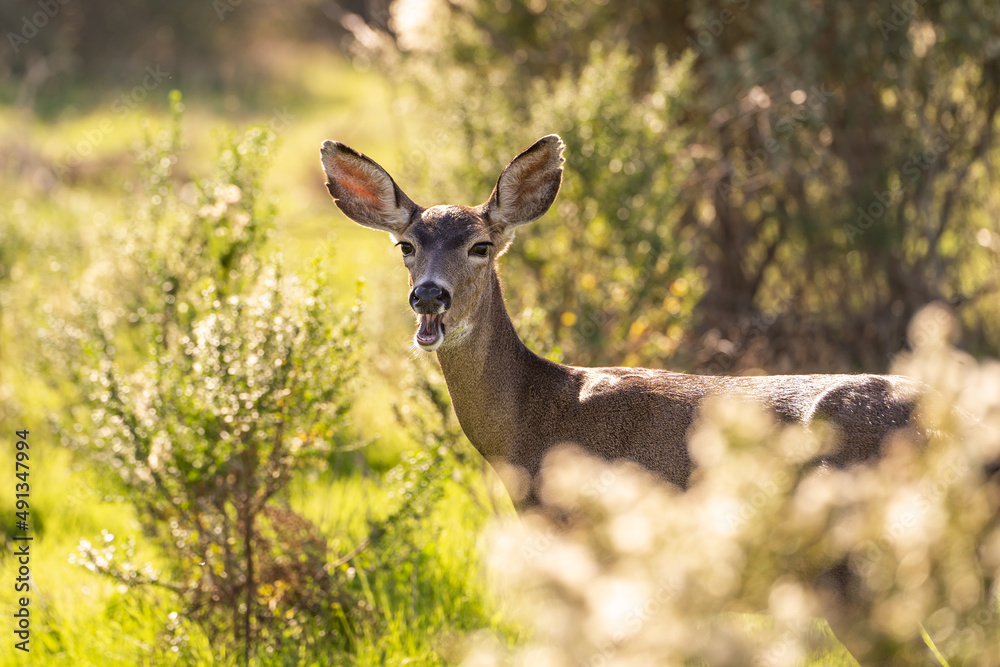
1,0,999,664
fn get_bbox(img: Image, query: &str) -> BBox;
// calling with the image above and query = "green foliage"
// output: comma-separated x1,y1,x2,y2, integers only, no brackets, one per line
356,0,1000,371
53,94,364,662
352,369,506,653
385,41,699,367
6,2,1000,664
4,77,515,666
0,0,337,106
377,374,469,554
678,0,1000,368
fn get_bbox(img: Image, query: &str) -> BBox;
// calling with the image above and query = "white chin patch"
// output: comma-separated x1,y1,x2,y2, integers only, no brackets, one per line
415,334,443,352
415,313,445,352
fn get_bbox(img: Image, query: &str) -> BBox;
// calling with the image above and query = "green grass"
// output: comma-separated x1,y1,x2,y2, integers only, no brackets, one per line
0,438,518,665
0,48,881,666
0,446,205,666
285,439,524,666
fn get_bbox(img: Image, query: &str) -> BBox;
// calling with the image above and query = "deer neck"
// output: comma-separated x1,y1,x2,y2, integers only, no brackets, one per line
435,269,534,465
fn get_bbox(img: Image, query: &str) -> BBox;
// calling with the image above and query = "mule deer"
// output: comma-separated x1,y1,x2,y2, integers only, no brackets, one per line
320,134,922,509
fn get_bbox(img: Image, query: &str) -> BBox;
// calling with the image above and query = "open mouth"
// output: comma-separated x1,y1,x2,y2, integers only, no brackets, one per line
415,313,445,351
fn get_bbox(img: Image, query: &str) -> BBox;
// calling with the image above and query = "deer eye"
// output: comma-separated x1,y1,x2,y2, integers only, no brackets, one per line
397,242,414,257
470,242,492,257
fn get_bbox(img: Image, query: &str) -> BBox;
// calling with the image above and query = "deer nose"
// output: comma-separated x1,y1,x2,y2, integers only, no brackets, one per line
409,282,451,313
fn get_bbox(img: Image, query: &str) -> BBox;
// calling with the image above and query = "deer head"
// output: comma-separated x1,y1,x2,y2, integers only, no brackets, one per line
320,135,565,351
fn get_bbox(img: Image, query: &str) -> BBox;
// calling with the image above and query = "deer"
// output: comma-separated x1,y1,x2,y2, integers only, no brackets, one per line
320,134,932,658
319,134,922,504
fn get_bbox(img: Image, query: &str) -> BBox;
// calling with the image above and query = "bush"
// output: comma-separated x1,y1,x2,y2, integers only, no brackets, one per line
53,93,364,663
467,305,1000,665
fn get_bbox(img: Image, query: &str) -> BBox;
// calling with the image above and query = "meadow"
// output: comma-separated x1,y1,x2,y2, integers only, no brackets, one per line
0,53,524,665
3,0,1000,664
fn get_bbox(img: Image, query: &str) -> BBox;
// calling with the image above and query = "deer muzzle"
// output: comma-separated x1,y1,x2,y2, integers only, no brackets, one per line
409,282,451,351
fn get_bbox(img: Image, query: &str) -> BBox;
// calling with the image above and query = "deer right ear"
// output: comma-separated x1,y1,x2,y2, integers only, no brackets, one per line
483,134,565,229
320,140,417,235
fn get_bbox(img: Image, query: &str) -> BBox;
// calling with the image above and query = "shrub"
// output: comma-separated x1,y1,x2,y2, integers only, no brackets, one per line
468,304,1000,665
55,93,364,663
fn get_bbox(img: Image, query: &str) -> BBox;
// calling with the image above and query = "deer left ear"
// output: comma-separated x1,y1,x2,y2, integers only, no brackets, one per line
482,134,564,232
321,140,418,235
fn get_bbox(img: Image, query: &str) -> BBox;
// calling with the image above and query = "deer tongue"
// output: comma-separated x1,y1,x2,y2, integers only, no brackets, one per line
415,313,444,349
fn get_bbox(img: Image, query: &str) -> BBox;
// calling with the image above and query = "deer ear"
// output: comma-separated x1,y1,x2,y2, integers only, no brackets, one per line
484,134,564,230
321,140,418,235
